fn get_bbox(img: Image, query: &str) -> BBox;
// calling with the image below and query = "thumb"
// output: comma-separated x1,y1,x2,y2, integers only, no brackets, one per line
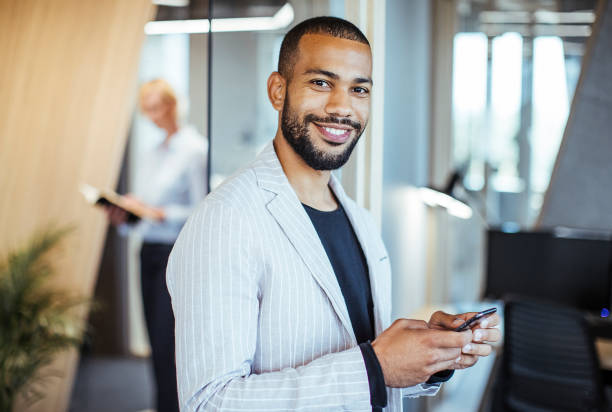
430,310,466,329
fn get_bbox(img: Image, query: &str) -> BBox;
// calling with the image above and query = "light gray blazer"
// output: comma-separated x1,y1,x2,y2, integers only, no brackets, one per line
167,142,440,411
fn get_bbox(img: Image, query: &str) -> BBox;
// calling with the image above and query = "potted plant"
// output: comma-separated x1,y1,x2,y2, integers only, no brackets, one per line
0,227,88,411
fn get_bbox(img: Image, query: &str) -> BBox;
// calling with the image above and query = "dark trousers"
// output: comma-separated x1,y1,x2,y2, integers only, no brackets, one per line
140,242,179,412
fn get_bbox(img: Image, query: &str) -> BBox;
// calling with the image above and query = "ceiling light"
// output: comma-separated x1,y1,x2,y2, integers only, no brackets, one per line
534,10,596,24
144,2,294,35
152,0,189,6
479,10,595,24
480,23,592,37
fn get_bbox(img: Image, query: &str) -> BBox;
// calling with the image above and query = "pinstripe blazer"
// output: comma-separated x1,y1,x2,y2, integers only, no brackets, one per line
167,142,441,411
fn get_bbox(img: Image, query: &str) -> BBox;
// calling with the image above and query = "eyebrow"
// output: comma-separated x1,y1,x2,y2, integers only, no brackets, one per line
303,69,373,86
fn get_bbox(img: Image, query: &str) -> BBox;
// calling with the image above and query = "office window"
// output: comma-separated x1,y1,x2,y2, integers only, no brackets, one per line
447,1,595,303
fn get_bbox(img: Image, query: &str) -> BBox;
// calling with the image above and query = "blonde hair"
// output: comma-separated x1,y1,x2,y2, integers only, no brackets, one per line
139,78,178,119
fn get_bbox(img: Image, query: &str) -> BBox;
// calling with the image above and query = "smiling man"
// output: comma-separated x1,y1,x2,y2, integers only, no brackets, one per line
166,17,500,411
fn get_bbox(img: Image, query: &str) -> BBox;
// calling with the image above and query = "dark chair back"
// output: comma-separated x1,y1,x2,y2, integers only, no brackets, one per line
501,299,606,412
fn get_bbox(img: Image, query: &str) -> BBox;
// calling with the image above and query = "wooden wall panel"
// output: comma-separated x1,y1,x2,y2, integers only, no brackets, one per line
0,1,155,411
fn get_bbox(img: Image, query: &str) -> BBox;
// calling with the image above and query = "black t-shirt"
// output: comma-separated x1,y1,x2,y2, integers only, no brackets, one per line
302,203,375,343
303,202,386,410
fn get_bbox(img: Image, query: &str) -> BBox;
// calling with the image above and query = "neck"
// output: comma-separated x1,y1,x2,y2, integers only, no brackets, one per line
273,131,337,211
162,121,179,145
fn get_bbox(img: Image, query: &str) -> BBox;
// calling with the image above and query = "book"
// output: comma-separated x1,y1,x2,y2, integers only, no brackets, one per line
80,184,158,222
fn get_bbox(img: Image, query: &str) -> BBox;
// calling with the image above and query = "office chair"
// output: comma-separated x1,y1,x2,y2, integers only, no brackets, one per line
496,299,609,412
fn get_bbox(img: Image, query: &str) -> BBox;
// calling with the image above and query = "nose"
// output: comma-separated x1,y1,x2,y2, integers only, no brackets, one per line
324,88,352,118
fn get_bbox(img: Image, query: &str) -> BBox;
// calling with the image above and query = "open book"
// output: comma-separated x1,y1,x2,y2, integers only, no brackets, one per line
80,184,158,222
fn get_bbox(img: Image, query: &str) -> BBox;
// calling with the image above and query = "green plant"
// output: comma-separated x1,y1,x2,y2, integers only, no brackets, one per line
0,226,88,411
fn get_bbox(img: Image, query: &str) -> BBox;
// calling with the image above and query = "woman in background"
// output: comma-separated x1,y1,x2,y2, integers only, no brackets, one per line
105,78,207,412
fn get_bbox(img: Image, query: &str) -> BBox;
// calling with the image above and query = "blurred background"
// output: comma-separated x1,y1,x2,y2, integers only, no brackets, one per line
2,0,612,411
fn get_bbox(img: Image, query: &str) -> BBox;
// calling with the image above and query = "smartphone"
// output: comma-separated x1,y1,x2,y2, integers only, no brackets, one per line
453,307,497,332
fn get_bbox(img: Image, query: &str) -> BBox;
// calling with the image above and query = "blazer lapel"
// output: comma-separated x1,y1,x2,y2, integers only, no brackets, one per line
253,142,356,343
330,175,385,336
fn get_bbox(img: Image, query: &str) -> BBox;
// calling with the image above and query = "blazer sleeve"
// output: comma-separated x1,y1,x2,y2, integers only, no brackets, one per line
359,207,443,400
166,200,372,411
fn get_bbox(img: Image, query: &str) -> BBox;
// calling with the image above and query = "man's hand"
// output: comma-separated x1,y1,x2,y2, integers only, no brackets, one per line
428,310,501,369
371,319,472,388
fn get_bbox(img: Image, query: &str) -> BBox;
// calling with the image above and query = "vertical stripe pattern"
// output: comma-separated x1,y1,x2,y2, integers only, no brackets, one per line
167,142,436,411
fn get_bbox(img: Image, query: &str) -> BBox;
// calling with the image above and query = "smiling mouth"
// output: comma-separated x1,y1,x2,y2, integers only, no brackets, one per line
313,123,353,145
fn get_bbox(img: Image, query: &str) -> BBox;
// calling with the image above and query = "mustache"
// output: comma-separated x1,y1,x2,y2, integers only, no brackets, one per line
304,114,362,131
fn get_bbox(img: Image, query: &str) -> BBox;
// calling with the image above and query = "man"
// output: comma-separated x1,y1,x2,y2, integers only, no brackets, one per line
105,79,207,412
167,17,499,411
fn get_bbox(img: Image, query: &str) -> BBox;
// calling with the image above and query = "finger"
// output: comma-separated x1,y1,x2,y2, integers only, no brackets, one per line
429,311,473,330
473,328,501,343
462,343,492,357
401,319,429,329
430,347,462,364
438,354,479,371
455,311,479,321
477,313,500,328
456,354,478,368
428,311,453,327
433,354,467,372
427,329,473,348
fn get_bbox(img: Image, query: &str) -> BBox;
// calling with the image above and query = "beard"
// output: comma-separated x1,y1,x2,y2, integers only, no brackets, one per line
280,94,366,171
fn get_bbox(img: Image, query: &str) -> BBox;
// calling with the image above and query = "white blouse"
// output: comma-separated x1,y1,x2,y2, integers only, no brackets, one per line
127,125,208,244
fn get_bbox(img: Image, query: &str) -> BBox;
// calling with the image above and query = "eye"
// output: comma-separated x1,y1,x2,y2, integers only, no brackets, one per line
311,79,331,88
353,86,369,96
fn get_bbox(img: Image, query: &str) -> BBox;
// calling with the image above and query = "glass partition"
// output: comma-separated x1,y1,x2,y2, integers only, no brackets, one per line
209,29,283,188
208,1,345,188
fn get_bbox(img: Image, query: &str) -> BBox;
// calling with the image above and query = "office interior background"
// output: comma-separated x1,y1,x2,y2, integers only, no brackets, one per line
1,0,611,411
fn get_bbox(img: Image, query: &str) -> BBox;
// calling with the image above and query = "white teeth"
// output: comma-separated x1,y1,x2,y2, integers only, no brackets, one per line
323,127,347,136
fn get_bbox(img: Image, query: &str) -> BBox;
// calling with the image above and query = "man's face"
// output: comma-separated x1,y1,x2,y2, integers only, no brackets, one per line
281,34,372,170
141,91,173,129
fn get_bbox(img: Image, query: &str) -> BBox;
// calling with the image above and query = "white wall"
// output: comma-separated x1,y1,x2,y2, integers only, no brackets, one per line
381,0,432,318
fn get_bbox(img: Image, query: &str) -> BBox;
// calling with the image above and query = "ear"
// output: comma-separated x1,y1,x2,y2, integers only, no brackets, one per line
267,71,286,112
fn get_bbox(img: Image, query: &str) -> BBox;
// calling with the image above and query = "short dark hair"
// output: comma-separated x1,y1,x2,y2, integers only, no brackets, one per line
277,16,370,80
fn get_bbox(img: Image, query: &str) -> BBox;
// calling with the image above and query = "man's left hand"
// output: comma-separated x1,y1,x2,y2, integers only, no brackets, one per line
427,310,501,369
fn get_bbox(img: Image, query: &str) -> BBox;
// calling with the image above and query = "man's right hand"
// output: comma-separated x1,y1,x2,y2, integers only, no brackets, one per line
371,318,472,388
